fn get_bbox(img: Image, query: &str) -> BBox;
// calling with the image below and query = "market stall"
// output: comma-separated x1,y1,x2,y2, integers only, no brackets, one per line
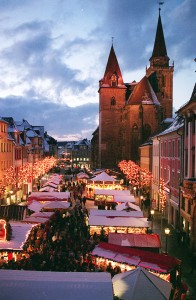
91,242,181,283
86,172,122,198
76,172,89,183
0,221,34,262
108,232,161,253
27,192,70,204
90,209,144,218
88,215,149,235
42,201,70,210
115,202,141,211
0,270,113,300
22,216,50,224
94,189,135,207
112,267,172,300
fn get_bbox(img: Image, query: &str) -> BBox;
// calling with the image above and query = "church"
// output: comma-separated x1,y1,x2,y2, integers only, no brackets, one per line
91,11,174,170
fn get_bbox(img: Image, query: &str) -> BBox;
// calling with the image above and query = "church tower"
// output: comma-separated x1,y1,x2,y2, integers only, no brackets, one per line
98,45,126,168
146,10,174,119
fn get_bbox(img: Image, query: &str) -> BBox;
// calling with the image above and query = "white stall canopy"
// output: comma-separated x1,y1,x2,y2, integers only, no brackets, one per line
0,270,113,300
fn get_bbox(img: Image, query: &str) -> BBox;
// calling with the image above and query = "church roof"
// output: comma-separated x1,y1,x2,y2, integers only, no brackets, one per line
101,45,124,86
127,76,160,105
177,82,196,113
150,12,168,61
190,82,196,103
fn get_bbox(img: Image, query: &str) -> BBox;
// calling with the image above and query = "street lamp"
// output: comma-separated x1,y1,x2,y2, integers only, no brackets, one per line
140,195,143,208
164,227,170,254
133,186,137,197
150,209,155,232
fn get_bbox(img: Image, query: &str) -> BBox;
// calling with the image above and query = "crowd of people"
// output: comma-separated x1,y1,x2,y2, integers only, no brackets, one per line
0,199,121,277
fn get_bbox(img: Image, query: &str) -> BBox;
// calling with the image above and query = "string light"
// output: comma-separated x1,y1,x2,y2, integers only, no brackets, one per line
118,160,153,191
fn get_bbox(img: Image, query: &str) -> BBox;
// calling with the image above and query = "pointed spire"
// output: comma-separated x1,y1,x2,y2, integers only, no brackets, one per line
150,11,169,63
101,45,124,86
189,82,196,103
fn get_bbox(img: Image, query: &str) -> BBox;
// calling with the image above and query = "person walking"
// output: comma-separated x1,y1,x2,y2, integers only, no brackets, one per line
82,196,86,207
190,252,196,274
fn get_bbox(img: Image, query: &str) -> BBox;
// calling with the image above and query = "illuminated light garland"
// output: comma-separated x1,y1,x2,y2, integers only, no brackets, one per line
159,178,166,211
118,160,153,190
89,226,147,236
18,163,32,187
3,166,17,187
1,157,57,192
93,256,169,281
0,180,6,194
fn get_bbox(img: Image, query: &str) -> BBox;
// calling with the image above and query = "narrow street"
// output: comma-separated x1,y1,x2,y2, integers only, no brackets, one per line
86,198,196,299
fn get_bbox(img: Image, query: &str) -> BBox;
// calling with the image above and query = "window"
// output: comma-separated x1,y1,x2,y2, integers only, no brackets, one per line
168,141,171,157
111,97,116,106
172,140,175,157
178,139,181,158
164,142,167,157
181,196,185,210
111,73,117,87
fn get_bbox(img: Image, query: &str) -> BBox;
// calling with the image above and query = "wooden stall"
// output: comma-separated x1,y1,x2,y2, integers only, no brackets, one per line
88,215,149,235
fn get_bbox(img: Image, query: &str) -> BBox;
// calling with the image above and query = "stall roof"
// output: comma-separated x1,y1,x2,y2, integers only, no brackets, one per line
22,216,49,224
28,192,70,203
42,182,58,188
108,233,161,248
90,209,143,218
116,202,141,211
0,222,34,250
114,195,135,203
42,201,70,209
90,171,117,182
28,200,43,212
77,172,89,179
91,242,181,273
0,270,113,300
94,189,130,196
89,215,149,228
39,186,58,192
30,212,55,218
112,267,172,300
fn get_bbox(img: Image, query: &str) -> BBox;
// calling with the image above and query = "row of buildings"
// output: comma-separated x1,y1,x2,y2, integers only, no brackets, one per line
90,10,196,251
58,139,91,170
139,84,196,251
0,117,58,203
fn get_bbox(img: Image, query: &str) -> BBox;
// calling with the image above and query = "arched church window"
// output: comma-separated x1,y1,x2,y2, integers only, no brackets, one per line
143,124,151,141
111,73,118,87
111,97,116,106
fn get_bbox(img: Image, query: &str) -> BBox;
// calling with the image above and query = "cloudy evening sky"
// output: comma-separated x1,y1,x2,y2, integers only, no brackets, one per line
0,0,195,141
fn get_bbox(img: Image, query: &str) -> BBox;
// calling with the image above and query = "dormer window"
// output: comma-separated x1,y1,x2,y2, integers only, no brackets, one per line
111,73,117,87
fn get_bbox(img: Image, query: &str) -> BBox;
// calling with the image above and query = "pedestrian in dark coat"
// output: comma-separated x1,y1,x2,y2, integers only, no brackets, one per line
82,196,86,206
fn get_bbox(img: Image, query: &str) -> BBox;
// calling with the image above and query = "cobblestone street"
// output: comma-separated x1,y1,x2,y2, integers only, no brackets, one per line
147,210,196,299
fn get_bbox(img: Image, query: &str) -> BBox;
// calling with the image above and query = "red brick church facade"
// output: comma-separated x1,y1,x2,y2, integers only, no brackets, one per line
91,12,174,169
